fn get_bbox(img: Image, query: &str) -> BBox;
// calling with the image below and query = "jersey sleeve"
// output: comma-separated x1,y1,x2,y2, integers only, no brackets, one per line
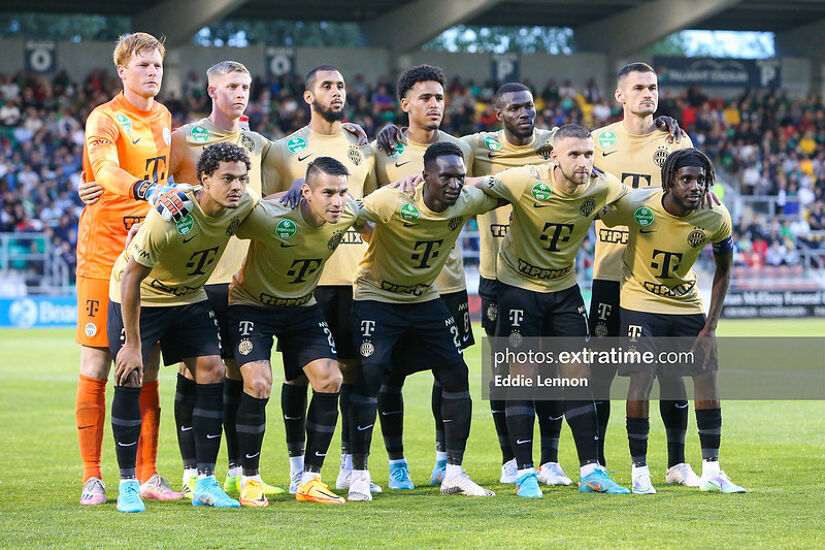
711,207,734,254
486,165,533,201
363,157,378,196
598,193,633,227
464,186,500,216
235,200,271,240
458,139,474,175
260,139,284,195
84,110,139,198
127,210,171,268
356,186,398,224
604,175,631,206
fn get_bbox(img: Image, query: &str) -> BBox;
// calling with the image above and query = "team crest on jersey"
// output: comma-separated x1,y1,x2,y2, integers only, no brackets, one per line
348,146,363,166
688,229,707,248
597,130,617,149
448,216,464,231
238,338,253,356
484,136,503,151
176,215,194,235
389,143,406,159
360,341,375,357
530,182,552,201
191,126,210,143
536,143,553,160
275,219,297,239
241,133,255,153
328,230,345,250
400,203,420,221
85,322,97,337
162,127,171,146
595,322,608,337
580,198,596,217
115,113,132,132
508,330,523,348
653,146,670,167
486,303,498,322
226,216,241,236
633,207,655,227
287,137,307,154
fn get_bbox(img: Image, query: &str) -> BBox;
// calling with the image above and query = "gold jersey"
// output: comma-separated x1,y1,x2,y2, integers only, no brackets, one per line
372,130,474,294
109,188,260,306
592,122,694,282
354,184,497,304
486,164,628,293
169,118,270,285
600,188,732,314
230,198,360,308
462,128,557,280
263,126,376,287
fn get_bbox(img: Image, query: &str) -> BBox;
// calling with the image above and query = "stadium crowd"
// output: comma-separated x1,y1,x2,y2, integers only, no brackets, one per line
1,67,824,280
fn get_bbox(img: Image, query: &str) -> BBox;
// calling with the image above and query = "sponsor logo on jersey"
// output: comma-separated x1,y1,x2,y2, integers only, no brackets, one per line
275,219,297,239
191,126,210,143
597,130,617,149
580,197,596,217
484,135,503,151
348,146,363,166
176,215,194,235
688,229,707,248
238,338,253,355
115,113,132,132
287,136,307,154
389,143,405,159
633,206,655,227
653,145,670,167
400,203,421,221
530,182,552,201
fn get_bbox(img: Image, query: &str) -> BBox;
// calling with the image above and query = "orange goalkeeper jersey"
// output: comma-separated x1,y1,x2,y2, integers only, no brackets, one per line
77,92,171,279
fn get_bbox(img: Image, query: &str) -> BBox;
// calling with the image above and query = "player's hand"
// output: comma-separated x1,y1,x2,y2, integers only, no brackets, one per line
342,122,369,146
148,184,195,222
376,124,405,155
702,188,722,209
690,326,718,371
280,178,305,208
388,174,422,195
654,116,687,144
591,165,605,178
78,173,103,205
125,222,142,247
115,345,143,386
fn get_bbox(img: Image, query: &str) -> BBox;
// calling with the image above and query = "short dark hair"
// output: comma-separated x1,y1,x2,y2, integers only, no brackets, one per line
423,141,464,170
305,65,341,91
553,123,591,143
197,142,251,182
306,156,350,183
661,148,715,192
397,64,445,100
495,82,530,101
617,62,655,83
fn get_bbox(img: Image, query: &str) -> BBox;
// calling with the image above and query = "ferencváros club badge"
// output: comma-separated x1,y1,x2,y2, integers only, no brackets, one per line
360,341,374,357
238,339,253,355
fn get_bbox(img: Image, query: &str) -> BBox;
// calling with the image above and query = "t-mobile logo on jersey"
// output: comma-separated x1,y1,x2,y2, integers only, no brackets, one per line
361,320,376,337
509,309,524,327
627,325,643,341
239,321,255,336
597,302,612,321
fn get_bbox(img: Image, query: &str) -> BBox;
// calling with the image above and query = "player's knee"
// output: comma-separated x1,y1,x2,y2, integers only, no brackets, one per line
245,370,272,398
79,346,111,379
195,356,225,384
627,373,655,401
312,363,343,393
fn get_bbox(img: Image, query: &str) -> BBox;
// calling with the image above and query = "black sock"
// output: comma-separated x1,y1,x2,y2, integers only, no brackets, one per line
222,377,243,469
441,388,471,466
595,400,610,466
505,400,535,470
236,392,267,477
112,386,142,479
350,392,378,470
536,400,563,465
660,400,688,467
490,399,513,463
281,383,307,457
193,382,224,477
304,391,339,473
174,373,196,470
339,383,353,455
432,380,445,453
626,416,650,467
696,407,722,462
377,382,405,460
564,400,599,466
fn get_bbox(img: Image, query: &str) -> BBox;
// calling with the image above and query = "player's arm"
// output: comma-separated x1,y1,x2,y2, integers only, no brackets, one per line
353,221,374,243
115,258,152,386
342,122,369,146
261,138,285,195
692,233,734,370
375,123,406,155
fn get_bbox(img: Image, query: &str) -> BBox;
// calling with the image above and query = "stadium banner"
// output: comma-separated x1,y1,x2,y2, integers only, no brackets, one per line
491,53,519,83
0,296,76,328
722,289,825,319
654,56,781,88
24,40,57,74
266,47,295,77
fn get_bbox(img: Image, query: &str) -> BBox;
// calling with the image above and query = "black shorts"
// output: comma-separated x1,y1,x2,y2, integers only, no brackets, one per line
619,308,713,376
205,284,233,360
228,303,337,381
440,289,474,348
107,300,221,366
353,299,465,393
589,279,620,338
495,282,589,338
478,277,499,336
315,285,356,360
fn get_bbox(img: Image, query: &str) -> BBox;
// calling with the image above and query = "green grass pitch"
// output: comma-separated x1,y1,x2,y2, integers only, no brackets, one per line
0,319,823,548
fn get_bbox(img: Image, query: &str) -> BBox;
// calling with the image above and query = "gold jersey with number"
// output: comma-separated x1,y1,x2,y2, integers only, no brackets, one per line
169,118,271,285
592,122,694,282
462,128,557,280
230,198,360,308
263,126,376,287
600,188,732,314
109,188,260,306
486,164,628,293
354,183,497,304
372,130,474,294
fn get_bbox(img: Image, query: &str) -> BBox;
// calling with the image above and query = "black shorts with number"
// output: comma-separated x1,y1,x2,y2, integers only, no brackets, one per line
440,289,474,348
496,282,589,338
479,277,500,336
353,298,465,393
107,300,221,366
588,279,621,338
228,303,337,381
205,283,233,360
314,285,357,360
619,307,713,376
